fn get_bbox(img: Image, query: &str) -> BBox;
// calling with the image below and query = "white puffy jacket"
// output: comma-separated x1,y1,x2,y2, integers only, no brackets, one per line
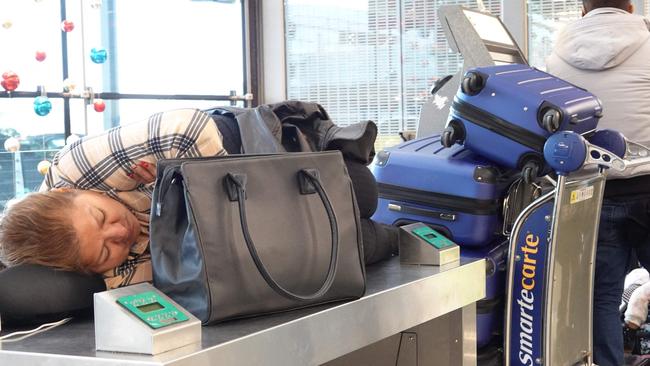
626,268,650,328
546,8,650,173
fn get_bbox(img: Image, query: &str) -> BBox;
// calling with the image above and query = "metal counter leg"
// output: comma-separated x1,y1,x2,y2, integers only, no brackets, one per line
413,303,477,366
460,303,478,366
441,303,478,366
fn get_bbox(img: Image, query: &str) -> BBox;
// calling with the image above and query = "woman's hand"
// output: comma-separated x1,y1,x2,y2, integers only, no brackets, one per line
128,161,157,185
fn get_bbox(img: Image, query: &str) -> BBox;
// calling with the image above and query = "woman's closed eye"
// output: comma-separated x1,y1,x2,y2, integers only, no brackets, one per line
92,208,106,227
97,209,106,225
97,245,109,266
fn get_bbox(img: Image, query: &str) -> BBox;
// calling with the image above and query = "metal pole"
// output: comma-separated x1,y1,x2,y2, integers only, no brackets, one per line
79,0,89,134
12,151,25,198
60,0,71,138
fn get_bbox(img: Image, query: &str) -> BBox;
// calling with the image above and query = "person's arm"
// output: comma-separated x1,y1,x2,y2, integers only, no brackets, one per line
40,108,225,193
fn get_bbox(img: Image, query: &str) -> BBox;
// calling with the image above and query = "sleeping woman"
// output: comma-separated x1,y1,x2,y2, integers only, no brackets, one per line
0,108,226,289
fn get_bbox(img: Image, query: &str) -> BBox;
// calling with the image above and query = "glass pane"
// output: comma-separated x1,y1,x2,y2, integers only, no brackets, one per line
286,0,402,137
81,0,244,96
631,0,645,14
0,0,247,212
0,1,64,93
285,0,501,151
400,0,501,134
0,1,67,211
86,99,241,131
0,99,66,209
527,0,582,69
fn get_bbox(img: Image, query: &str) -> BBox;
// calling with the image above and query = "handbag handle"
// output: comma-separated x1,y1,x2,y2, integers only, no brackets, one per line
226,169,339,301
155,166,182,216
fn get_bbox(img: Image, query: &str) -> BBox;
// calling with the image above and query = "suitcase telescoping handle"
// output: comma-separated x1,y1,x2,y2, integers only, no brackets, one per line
225,169,340,302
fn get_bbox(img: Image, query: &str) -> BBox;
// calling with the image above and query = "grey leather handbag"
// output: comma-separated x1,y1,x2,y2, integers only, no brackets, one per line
150,151,366,324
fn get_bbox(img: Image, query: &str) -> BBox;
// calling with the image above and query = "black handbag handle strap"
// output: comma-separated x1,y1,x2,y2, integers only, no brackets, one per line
226,169,339,301
155,166,182,216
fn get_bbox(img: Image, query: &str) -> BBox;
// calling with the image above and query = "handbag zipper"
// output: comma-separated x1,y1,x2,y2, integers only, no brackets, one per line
452,98,547,153
378,183,499,215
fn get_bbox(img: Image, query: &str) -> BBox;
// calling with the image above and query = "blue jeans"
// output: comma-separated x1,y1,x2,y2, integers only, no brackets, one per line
594,195,650,366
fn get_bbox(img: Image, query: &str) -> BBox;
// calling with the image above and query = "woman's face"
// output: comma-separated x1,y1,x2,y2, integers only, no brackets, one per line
70,191,141,273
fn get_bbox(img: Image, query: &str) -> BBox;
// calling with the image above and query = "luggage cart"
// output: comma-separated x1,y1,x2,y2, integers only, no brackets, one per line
504,130,650,366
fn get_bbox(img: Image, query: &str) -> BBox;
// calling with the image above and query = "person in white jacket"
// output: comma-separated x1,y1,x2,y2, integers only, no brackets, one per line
624,268,650,330
547,1,650,365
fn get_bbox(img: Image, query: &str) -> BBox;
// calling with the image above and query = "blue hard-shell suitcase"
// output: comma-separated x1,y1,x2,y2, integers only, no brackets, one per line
371,135,515,247
477,340,504,366
462,240,508,349
442,64,602,181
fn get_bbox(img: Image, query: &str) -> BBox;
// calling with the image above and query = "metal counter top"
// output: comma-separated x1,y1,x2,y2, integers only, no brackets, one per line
0,257,485,366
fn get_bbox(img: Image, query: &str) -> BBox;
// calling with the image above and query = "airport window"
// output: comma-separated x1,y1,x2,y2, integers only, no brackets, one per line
632,0,649,15
284,0,501,149
526,0,582,70
0,0,246,211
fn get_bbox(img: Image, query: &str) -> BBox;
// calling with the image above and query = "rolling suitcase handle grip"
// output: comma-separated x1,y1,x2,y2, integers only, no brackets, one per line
431,74,454,95
225,170,340,302
388,202,456,222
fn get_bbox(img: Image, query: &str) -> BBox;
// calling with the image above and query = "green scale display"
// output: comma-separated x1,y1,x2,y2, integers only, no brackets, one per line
411,226,456,249
117,291,189,329
399,222,460,266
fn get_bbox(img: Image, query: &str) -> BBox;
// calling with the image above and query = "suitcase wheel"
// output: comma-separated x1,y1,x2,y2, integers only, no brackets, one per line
441,128,456,148
521,161,540,184
539,107,562,133
461,72,485,96
441,120,465,147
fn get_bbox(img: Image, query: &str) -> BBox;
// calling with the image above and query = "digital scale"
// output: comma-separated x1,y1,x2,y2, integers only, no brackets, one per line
94,282,201,355
399,222,460,266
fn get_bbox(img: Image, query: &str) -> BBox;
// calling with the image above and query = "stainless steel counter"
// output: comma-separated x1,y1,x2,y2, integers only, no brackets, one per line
0,257,485,366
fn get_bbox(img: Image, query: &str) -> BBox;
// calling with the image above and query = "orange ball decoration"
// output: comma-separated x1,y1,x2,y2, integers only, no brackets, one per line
1,71,19,92
93,99,106,112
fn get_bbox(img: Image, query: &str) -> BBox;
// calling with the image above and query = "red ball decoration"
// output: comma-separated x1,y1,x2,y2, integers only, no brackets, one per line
35,50,47,62
1,71,20,92
93,99,106,112
61,20,74,32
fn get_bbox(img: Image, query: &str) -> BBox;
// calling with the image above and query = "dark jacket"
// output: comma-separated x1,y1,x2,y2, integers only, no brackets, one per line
206,100,378,165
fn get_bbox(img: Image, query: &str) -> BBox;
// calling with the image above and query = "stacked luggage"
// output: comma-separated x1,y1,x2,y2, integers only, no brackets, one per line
370,134,515,356
371,63,603,365
371,135,514,247
441,63,602,182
